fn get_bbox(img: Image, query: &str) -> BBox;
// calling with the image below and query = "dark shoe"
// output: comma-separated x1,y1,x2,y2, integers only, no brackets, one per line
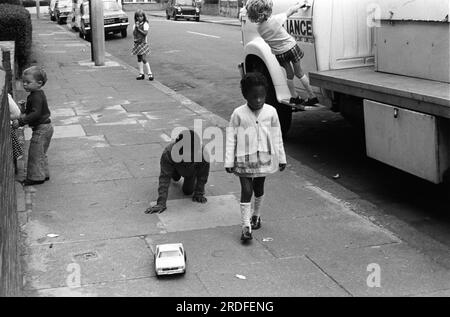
251,216,261,230
148,74,154,81
136,74,145,80
241,226,253,241
22,179,45,186
289,96,305,105
302,97,319,107
45,176,50,181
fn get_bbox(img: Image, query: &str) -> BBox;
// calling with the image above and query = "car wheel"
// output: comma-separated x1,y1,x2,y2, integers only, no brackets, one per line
79,30,84,38
121,29,127,38
85,32,91,42
57,16,61,24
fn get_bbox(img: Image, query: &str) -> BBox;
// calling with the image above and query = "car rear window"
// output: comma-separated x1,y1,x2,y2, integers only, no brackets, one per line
176,0,195,6
159,250,181,258
104,1,120,11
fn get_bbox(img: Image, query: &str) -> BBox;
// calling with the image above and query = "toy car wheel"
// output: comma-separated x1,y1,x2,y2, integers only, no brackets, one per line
121,29,127,38
79,30,84,38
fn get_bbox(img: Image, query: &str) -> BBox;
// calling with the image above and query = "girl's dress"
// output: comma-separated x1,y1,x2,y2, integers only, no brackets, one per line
132,21,150,55
225,103,286,177
8,94,23,160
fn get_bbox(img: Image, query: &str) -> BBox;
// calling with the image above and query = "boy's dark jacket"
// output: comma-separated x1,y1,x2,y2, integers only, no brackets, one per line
157,142,210,206
19,90,51,127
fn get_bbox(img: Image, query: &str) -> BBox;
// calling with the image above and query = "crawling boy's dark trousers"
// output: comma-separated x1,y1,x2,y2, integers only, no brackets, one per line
156,142,209,206
28,123,53,181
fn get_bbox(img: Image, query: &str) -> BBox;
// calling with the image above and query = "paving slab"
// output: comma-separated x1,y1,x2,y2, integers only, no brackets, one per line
103,129,168,146
96,144,164,178
254,211,399,258
51,115,95,126
45,161,132,184
196,256,349,297
24,124,86,140
306,243,450,296
156,195,241,232
145,227,275,273
29,272,209,297
121,100,182,112
23,237,153,290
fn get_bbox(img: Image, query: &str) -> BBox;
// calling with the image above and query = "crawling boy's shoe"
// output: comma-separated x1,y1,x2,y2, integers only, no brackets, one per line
302,97,319,107
22,179,45,186
241,226,253,241
136,74,145,80
289,96,304,105
251,216,261,230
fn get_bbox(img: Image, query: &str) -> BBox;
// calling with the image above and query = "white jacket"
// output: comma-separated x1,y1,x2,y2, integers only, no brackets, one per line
225,104,287,172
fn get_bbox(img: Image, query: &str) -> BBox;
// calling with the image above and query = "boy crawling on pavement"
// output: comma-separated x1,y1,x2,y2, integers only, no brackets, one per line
145,129,210,214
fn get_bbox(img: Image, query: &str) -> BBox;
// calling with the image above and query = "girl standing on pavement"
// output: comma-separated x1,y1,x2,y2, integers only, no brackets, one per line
246,0,318,106
132,9,154,81
225,72,287,242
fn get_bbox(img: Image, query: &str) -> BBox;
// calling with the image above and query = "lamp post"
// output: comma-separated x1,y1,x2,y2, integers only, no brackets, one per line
90,0,105,66
36,0,40,19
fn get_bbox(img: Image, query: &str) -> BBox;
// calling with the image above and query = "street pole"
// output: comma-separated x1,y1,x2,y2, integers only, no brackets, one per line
36,0,40,19
91,0,105,66
89,0,94,61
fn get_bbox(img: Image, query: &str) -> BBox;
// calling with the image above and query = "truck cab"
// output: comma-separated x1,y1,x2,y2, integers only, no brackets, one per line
240,0,450,184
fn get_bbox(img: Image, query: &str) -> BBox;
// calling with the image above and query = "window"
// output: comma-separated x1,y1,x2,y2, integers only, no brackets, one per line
175,0,195,6
103,0,120,11
158,250,181,258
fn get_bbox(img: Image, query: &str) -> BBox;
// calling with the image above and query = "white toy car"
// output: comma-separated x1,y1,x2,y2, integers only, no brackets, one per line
154,243,186,276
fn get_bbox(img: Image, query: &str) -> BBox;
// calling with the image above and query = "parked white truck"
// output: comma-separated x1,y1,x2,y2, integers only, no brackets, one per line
239,0,450,184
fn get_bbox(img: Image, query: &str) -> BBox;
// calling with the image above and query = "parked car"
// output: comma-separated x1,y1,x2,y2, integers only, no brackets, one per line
55,0,73,24
154,243,187,276
166,0,200,22
79,0,129,41
49,0,57,21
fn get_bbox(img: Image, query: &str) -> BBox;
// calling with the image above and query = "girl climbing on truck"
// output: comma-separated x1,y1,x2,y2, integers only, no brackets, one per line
246,0,318,106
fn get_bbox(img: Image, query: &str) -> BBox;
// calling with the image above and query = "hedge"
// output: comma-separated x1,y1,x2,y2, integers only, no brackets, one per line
0,0,21,5
0,3,32,75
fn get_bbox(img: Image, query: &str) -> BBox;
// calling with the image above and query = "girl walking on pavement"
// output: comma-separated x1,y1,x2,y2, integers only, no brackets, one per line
225,72,287,242
246,0,318,106
132,9,154,81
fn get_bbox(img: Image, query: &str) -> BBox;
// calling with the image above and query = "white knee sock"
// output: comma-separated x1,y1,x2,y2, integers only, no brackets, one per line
144,62,152,75
253,195,264,218
240,202,252,231
138,61,144,74
299,75,315,98
286,79,297,98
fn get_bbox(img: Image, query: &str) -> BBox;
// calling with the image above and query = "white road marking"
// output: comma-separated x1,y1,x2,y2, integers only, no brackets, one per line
186,31,220,39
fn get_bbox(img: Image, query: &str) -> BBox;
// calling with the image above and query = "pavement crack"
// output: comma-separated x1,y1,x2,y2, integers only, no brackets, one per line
304,254,354,297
